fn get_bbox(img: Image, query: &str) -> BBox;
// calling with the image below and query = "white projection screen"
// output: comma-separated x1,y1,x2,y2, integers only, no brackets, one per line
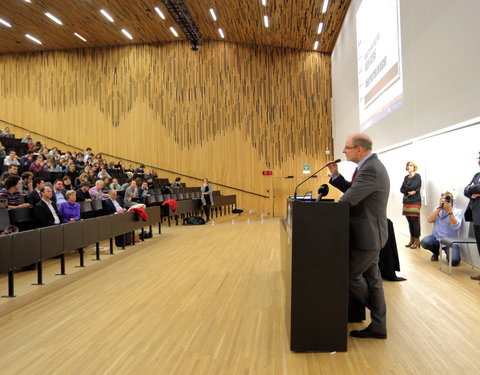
331,0,480,154
356,0,403,130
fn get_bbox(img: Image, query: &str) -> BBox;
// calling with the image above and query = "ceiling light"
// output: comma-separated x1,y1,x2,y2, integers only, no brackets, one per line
262,0,267,6
209,8,217,21
74,32,87,42
218,28,224,38
25,34,42,44
313,41,319,50
45,12,63,25
121,29,133,40
24,0,31,3
0,18,12,28
169,26,178,37
154,7,166,19
264,15,269,28
317,22,323,34
100,9,114,22
322,0,329,14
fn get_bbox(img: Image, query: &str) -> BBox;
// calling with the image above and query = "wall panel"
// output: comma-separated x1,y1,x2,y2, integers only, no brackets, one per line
0,41,333,215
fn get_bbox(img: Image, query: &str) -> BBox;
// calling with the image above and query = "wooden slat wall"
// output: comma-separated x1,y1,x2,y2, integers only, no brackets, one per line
0,41,334,215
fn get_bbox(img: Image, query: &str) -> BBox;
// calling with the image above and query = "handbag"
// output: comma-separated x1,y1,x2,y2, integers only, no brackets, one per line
464,203,473,222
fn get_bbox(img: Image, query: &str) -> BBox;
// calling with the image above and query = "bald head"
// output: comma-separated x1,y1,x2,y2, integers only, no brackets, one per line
350,133,372,151
343,133,373,163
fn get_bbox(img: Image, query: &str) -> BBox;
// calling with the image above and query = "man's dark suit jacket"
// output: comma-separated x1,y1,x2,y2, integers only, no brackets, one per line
464,172,480,225
103,197,125,215
330,153,390,250
33,200,61,228
27,190,42,206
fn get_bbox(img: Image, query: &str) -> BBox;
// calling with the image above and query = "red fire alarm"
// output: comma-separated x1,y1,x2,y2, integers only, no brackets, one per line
262,171,273,175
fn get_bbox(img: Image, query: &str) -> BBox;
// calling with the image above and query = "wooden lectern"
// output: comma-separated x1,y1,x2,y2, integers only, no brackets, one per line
280,199,352,352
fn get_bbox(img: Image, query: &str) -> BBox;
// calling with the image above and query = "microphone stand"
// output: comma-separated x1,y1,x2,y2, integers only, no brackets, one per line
293,159,340,200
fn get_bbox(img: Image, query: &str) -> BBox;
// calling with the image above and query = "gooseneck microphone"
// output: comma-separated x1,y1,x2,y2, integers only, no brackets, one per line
293,159,341,200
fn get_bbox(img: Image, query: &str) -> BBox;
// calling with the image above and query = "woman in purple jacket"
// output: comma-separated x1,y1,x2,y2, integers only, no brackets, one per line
59,190,81,223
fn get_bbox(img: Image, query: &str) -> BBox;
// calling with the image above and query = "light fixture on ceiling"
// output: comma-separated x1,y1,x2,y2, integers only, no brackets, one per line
322,0,329,14
0,18,12,28
45,12,63,25
317,22,323,34
24,0,31,3
74,32,87,42
164,0,203,50
100,9,114,22
262,0,267,6
154,7,166,19
218,28,224,38
264,15,269,28
25,34,42,44
121,29,133,40
169,26,179,37
313,41,319,50
209,8,217,21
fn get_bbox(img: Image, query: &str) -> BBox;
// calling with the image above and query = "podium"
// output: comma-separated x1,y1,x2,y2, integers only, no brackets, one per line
280,199,352,352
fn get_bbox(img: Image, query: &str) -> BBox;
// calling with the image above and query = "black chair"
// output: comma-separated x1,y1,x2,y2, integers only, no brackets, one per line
62,220,85,267
0,209,11,231
440,223,478,274
11,229,42,284
147,195,157,206
8,207,34,223
40,225,65,274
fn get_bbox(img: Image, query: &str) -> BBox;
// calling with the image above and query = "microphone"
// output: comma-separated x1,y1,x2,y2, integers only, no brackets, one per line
316,184,329,201
293,159,341,200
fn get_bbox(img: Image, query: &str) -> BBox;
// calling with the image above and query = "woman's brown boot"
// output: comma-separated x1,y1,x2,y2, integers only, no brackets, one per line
410,237,420,249
405,237,414,247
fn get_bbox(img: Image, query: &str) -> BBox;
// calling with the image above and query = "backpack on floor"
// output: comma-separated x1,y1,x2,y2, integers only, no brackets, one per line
183,216,206,225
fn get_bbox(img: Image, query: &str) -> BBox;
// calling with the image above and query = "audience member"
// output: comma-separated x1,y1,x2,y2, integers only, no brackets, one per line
420,192,462,265
97,167,112,179
465,151,480,280
110,178,121,191
62,175,73,191
103,189,126,214
1,164,19,180
401,161,422,248
0,175,31,209
52,179,67,206
19,150,34,167
21,133,33,143
19,172,34,196
124,179,140,208
33,186,61,227
3,150,20,166
58,190,81,223
29,155,45,173
0,126,14,138
0,141,6,158
27,177,45,206
76,181,92,202
171,177,182,188
89,180,108,200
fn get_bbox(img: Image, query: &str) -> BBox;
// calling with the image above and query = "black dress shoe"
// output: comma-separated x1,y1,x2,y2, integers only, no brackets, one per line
471,274,480,281
350,329,387,339
430,254,439,261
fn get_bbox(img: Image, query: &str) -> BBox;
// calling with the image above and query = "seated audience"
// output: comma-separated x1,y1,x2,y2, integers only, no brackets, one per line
101,177,111,193
138,181,150,199
3,150,20,166
19,172,33,196
97,167,112,179
19,150,34,167
27,177,46,206
135,164,146,174
21,133,33,143
0,126,14,138
103,189,126,214
62,175,73,191
58,190,81,223
1,164,19,180
29,155,45,173
76,181,92,202
0,175,31,209
171,177,182,188
420,192,463,265
124,179,140,208
89,180,108,200
110,178,121,191
52,179,67,206
0,141,6,158
65,163,79,183
33,186,61,227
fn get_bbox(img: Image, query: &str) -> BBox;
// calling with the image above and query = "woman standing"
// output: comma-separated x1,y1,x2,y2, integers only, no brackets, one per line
401,161,422,248
464,151,480,280
201,178,214,222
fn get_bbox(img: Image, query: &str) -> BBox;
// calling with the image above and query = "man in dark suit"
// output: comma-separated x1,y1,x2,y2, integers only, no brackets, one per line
465,151,480,280
33,186,61,228
27,177,45,206
103,189,126,215
328,133,390,339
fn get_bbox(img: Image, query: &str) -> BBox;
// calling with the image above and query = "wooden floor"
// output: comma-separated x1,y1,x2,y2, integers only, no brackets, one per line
1,214,480,375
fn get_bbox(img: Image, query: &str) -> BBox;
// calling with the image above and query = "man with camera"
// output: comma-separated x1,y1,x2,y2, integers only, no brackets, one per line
420,192,463,265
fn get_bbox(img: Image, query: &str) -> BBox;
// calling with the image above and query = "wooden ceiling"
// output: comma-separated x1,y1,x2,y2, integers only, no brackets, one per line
0,0,351,54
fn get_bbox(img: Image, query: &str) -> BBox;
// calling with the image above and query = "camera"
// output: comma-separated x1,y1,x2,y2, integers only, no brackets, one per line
445,195,452,203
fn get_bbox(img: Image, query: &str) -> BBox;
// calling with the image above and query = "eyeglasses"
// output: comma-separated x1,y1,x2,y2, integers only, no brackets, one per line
344,145,358,150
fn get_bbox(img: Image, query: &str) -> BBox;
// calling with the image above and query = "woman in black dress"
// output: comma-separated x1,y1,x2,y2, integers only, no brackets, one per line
201,178,214,222
401,161,422,248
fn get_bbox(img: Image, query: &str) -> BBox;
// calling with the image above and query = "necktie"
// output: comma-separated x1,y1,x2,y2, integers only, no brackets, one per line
351,168,359,182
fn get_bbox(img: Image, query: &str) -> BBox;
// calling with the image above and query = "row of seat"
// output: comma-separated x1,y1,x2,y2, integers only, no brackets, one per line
0,206,161,297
